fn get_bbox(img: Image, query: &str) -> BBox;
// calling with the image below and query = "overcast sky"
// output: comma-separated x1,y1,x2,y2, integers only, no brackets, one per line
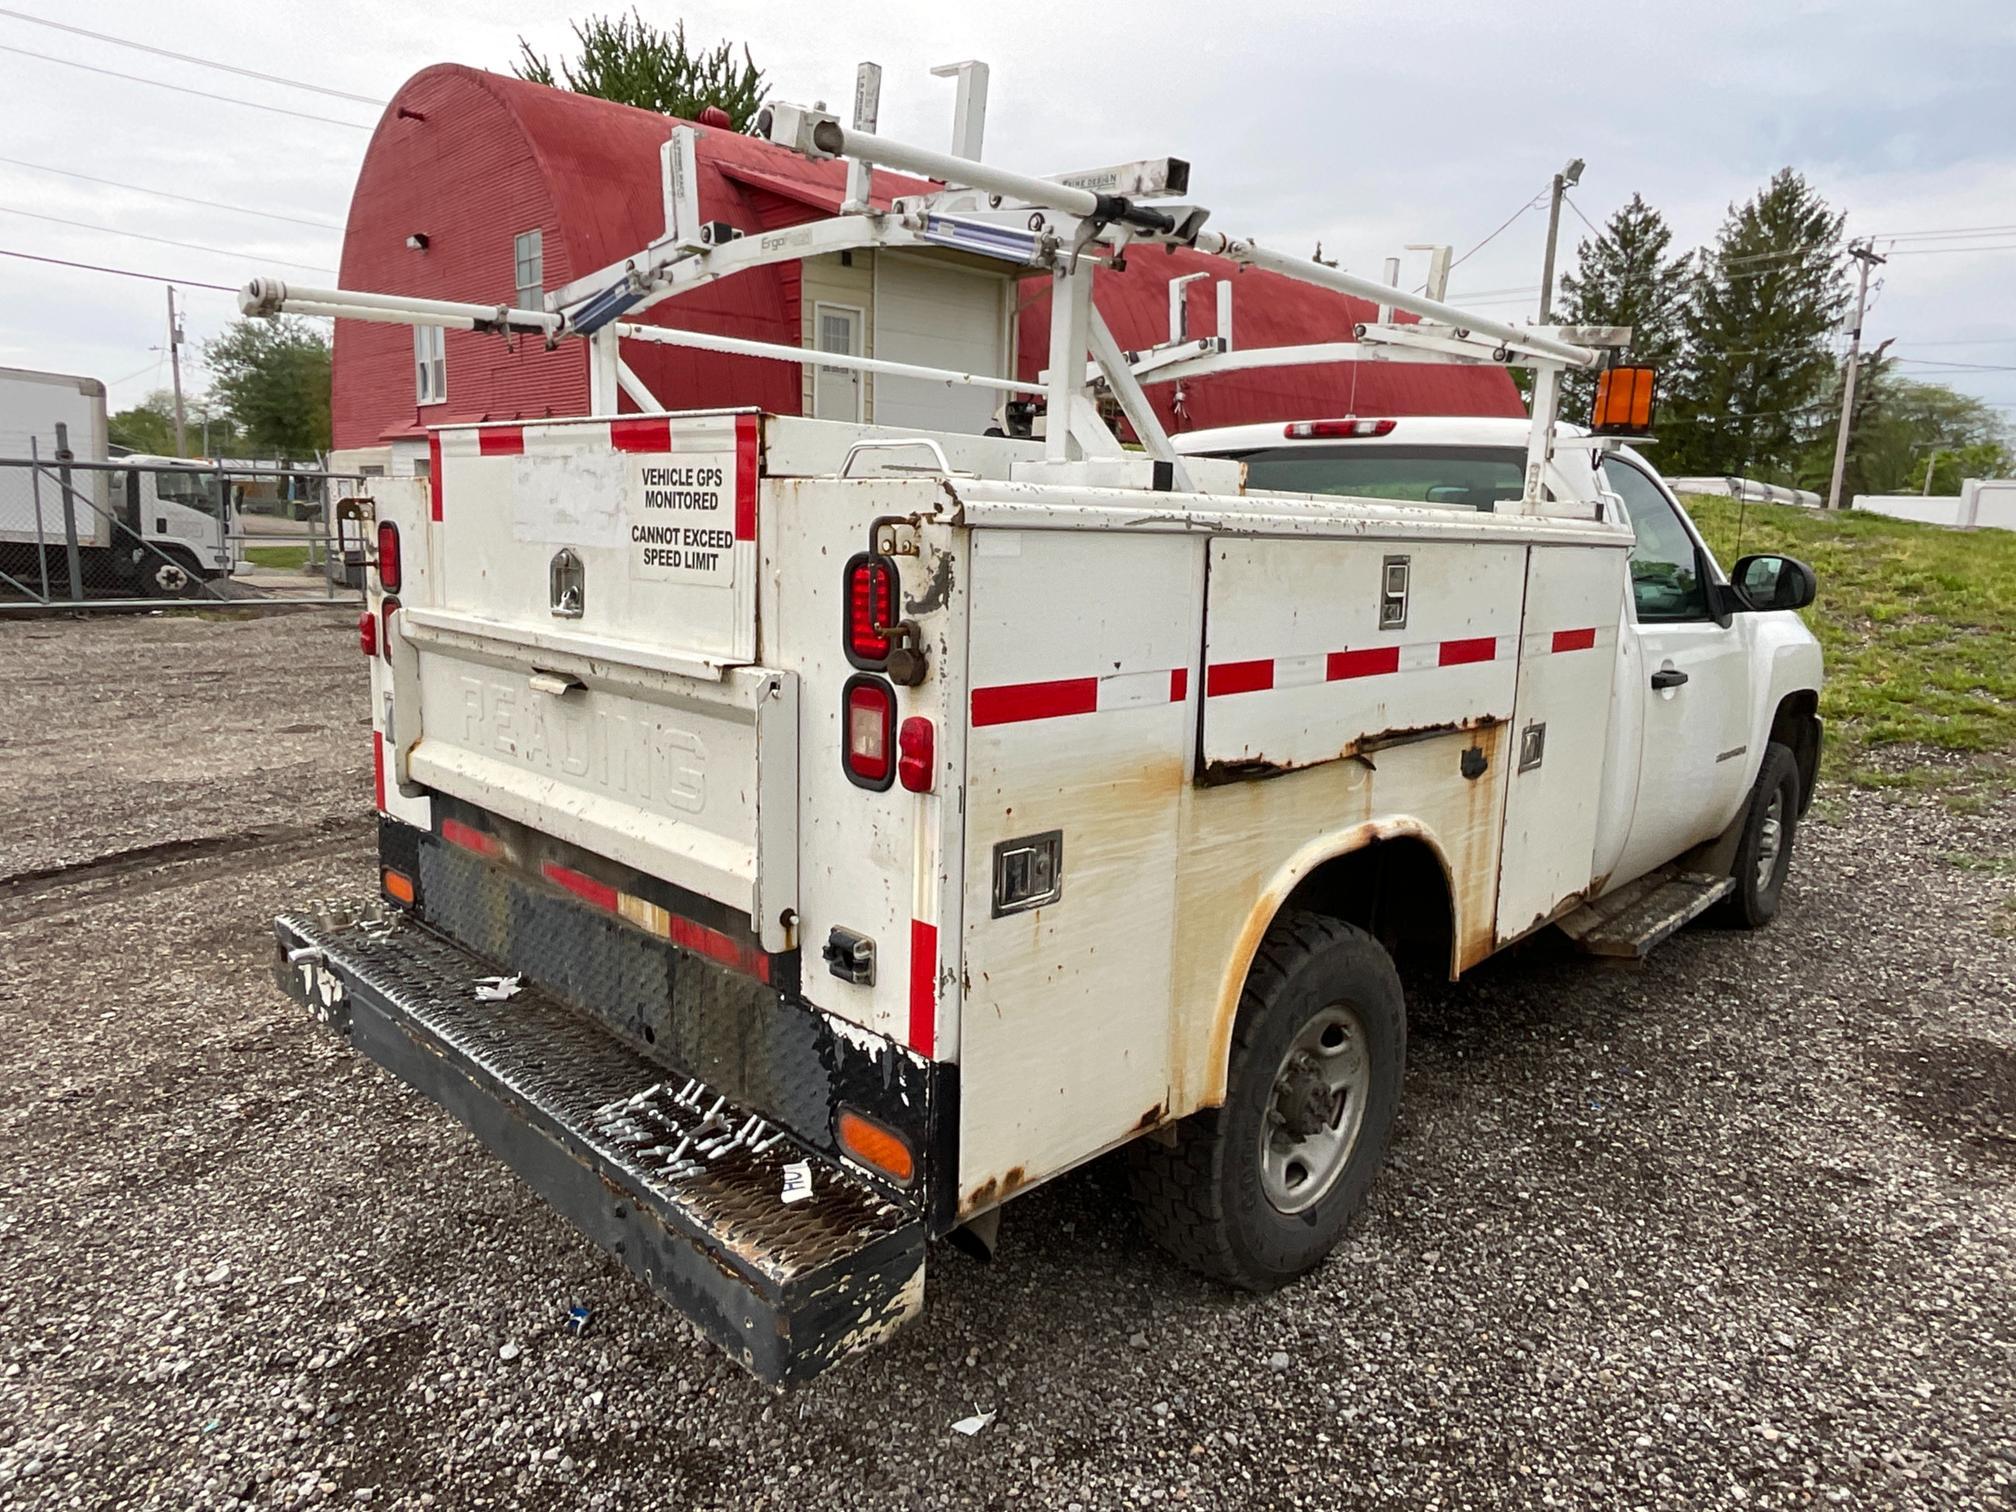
3,0,2012,435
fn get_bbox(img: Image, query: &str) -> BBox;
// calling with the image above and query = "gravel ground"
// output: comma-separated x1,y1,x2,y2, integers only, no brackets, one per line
1,612,2012,1510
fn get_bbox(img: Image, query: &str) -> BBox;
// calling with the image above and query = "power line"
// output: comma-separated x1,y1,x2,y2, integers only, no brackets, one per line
0,206,335,274
0,6,384,105
1865,223,2016,241
1886,242,2016,257
0,43,373,130
1560,191,1603,238
0,245,237,292
0,156,341,231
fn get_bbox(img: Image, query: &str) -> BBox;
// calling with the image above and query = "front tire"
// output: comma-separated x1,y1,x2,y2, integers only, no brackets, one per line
138,549,200,598
1714,740,1801,928
1129,910,1405,1290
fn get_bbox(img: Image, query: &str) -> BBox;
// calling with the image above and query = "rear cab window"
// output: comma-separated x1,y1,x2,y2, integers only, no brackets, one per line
1219,445,1525,512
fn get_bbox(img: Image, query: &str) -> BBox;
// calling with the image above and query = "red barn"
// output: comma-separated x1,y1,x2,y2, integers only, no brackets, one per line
330,66,1521,475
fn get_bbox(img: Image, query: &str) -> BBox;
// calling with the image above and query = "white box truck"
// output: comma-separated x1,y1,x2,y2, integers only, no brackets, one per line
0,366,237,597
262,102,1823,1384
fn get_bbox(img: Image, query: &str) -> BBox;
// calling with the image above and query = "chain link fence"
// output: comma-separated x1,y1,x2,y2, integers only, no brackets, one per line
0,448,370,611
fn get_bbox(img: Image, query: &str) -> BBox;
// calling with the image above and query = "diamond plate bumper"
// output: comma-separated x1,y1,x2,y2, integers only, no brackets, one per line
273,911,925,1386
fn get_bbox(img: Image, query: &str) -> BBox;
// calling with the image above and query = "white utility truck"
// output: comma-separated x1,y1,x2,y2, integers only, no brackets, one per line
0,367,237,597
261,96,1822,1384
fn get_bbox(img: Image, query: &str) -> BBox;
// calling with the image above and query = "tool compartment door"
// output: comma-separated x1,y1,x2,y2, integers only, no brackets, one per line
1493,543,1626,942
956,528,1199,1215
1199,537,1525,776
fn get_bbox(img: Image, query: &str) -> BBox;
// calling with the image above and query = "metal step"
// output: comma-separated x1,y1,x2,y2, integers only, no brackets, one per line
1556,869,1735,959
273,911,925,1385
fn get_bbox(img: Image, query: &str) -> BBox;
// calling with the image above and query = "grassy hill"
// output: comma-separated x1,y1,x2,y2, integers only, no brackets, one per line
1684,496,2016,803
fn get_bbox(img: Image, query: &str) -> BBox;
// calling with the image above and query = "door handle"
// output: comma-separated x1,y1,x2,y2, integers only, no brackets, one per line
1650,668,1689,690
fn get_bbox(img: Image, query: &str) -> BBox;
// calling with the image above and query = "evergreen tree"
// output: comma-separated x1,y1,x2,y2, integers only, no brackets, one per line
1555,193,1692,423
1665,169,1848,479
514,11,766,128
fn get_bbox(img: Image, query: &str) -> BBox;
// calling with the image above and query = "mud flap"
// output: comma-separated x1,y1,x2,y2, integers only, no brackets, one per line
273,913,925,1386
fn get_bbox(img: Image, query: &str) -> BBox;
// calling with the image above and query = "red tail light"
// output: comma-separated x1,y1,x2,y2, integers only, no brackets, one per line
1285,418,1397,439
842,675,894,789
380,596,398,661
376,521,402,592
897,716,934,792
843,553,895,668
357,609,377,656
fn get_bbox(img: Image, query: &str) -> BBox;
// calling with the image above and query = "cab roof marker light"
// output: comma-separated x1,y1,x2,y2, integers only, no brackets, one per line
1285,418,1397,439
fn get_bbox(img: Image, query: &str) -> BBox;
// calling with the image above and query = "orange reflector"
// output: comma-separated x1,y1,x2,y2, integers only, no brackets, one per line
836,1108,914,1186
382,867,416,905
1591,365,1657,434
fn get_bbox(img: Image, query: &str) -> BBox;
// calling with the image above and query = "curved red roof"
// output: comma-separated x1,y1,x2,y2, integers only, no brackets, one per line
334,65,1520,452
1019,248,1524,430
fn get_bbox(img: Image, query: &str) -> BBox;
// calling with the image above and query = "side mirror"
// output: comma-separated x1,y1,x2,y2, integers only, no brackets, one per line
1729,553,1816,613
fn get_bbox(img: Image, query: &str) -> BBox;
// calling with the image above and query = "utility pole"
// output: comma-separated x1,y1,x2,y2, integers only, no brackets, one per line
166,285,188,458
1537,157,1585,324
1825,241,1886,511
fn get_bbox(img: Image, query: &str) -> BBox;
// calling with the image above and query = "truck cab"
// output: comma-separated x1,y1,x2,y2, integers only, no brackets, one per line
1177,415,1825,913
115,454,240,592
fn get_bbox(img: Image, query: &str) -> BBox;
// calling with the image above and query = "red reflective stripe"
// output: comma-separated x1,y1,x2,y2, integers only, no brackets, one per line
1552,627,1597,653
1438,636,1497,667
478,426,524,457
1206,659,1274,697
372,729,386,812
1326,646,1401,681
1170,667,1189,702
440,817,502,858
609,416,672,452
908,919,937,1058
734,413,758,541
541,860,619,912
666,914,773,985
426,432,443,521
971,677,1098,727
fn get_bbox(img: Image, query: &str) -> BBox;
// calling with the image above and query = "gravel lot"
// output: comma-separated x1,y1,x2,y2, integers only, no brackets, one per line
1,611,2011,1510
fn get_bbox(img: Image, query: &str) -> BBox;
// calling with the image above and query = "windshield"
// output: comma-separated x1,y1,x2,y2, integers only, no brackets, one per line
149,468,224,516
1217,444,1525,511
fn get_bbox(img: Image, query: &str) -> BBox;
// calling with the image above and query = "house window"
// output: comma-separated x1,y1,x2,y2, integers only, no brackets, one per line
812,303,863,423
514,229,543,310
414,325,446,406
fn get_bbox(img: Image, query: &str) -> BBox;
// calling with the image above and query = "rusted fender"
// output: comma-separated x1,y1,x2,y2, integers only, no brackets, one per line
1196,815,1458,1109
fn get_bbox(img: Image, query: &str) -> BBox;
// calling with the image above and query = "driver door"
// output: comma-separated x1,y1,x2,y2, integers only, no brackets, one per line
1603,457,1752,882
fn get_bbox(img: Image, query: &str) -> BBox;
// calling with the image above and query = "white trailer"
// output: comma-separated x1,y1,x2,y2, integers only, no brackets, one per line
262,93,1823,1384
0,367,237,597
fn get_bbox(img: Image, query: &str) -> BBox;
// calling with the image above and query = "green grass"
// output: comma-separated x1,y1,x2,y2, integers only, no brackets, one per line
244,545,312,570
1685,496,2016,797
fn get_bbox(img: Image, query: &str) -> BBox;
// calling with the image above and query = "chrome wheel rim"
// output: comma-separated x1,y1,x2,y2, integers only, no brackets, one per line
1755,788,1786,892
1259,1005,1371,1215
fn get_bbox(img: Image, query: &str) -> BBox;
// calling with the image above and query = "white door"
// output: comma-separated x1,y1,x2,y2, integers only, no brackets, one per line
872,256,1007,434
811,303,863,423
1603,456,1753,883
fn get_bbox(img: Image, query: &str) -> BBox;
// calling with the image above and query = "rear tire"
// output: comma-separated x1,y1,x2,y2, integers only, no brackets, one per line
1713,740,1801,929
1129,910,1404,1290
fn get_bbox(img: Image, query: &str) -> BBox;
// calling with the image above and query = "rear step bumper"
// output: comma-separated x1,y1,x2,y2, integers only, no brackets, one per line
273,911,925,1386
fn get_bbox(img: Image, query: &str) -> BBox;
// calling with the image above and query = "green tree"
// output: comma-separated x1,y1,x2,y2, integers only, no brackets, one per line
513,11,766,127
1556,193,1693,422
1808,364,2013,497
108,389,179,455
204,317,331,460
1665,169,1849,480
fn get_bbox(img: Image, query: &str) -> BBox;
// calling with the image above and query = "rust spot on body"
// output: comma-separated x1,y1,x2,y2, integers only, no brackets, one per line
1134,1103,1166,1131
1200,716,1506,787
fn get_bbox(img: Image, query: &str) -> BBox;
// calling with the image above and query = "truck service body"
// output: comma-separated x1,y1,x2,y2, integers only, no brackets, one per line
265,89,1822,1383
